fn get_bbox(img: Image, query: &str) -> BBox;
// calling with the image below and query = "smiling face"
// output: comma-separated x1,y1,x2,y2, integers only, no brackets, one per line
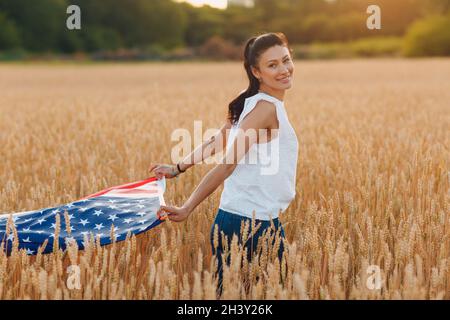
251,45,294,92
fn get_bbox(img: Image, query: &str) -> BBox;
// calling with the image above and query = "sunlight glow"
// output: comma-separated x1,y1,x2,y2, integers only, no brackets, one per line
176,0,228,9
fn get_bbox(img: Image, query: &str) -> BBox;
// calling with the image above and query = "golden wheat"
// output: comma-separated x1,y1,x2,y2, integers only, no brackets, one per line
0,59,449,299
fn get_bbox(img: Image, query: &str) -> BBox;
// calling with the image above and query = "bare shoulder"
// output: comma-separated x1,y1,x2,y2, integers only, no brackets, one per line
240,99,277,129
249,99,277,119
255,99,276,110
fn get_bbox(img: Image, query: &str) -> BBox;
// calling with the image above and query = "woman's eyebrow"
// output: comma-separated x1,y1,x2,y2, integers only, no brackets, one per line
267,55,290,63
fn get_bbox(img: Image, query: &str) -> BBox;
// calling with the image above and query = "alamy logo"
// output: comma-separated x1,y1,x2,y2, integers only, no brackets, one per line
66,265,81,290
366,5,381,30
171,121,280,175
66,5,81,30
366,265,382,290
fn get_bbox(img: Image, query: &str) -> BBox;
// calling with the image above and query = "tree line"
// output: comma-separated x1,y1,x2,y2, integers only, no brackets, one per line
0,0,448,54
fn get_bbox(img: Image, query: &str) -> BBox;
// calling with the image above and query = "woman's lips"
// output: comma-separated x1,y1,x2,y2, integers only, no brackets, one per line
278,75,291,83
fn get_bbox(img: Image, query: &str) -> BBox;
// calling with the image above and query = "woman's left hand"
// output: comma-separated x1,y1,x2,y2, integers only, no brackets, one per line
157,205,191,222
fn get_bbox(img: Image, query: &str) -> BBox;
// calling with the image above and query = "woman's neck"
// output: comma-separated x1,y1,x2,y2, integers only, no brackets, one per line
258,86,285,102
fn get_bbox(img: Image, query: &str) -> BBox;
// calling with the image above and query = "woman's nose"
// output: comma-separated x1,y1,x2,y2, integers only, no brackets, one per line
278,64,289,74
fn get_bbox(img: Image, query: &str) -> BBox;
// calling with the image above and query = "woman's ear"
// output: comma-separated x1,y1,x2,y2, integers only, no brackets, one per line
251,66,260,80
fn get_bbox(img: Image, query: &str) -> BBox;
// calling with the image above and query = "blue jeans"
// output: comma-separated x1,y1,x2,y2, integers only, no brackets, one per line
210,208,286,297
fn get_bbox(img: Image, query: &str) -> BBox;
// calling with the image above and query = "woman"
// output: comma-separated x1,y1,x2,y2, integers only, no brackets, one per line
149,32,298,296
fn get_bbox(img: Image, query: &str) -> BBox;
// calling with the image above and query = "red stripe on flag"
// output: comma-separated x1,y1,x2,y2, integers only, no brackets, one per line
79,177,159,199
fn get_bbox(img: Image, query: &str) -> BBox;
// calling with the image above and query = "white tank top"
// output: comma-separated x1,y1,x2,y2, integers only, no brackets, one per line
219,92,299,220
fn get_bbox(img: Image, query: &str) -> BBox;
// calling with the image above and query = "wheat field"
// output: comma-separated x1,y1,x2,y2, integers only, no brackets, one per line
0,59,449,299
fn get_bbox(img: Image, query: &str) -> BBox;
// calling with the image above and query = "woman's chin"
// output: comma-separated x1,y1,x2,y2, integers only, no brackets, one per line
281,82,293,90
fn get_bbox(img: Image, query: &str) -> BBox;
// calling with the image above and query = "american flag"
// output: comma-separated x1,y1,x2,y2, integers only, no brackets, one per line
0,177,166,255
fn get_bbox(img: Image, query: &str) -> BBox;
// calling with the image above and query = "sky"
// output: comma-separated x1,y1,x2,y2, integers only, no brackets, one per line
176,0,228,9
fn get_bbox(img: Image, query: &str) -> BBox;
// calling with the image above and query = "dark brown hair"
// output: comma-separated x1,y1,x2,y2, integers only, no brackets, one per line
227,32,292,125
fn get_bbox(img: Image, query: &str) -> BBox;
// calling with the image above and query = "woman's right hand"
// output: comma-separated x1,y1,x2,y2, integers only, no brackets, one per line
148,163,179,179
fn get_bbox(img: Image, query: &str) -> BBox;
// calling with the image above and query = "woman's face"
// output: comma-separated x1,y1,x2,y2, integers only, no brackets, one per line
251,45,294,91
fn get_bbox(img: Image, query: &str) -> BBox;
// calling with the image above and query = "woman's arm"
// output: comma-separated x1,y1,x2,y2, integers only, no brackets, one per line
148,120,232,179
177,119,232,172
157,100,277,222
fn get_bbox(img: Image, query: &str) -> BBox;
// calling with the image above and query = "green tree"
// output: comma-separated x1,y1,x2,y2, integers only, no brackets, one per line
403,15,450,56
71,0,189,51
89,0,187,49
0,0,67,52
182,3,224,47
222,5,257,45
0,12,21,50
300,14,332,43
80,27,122,52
